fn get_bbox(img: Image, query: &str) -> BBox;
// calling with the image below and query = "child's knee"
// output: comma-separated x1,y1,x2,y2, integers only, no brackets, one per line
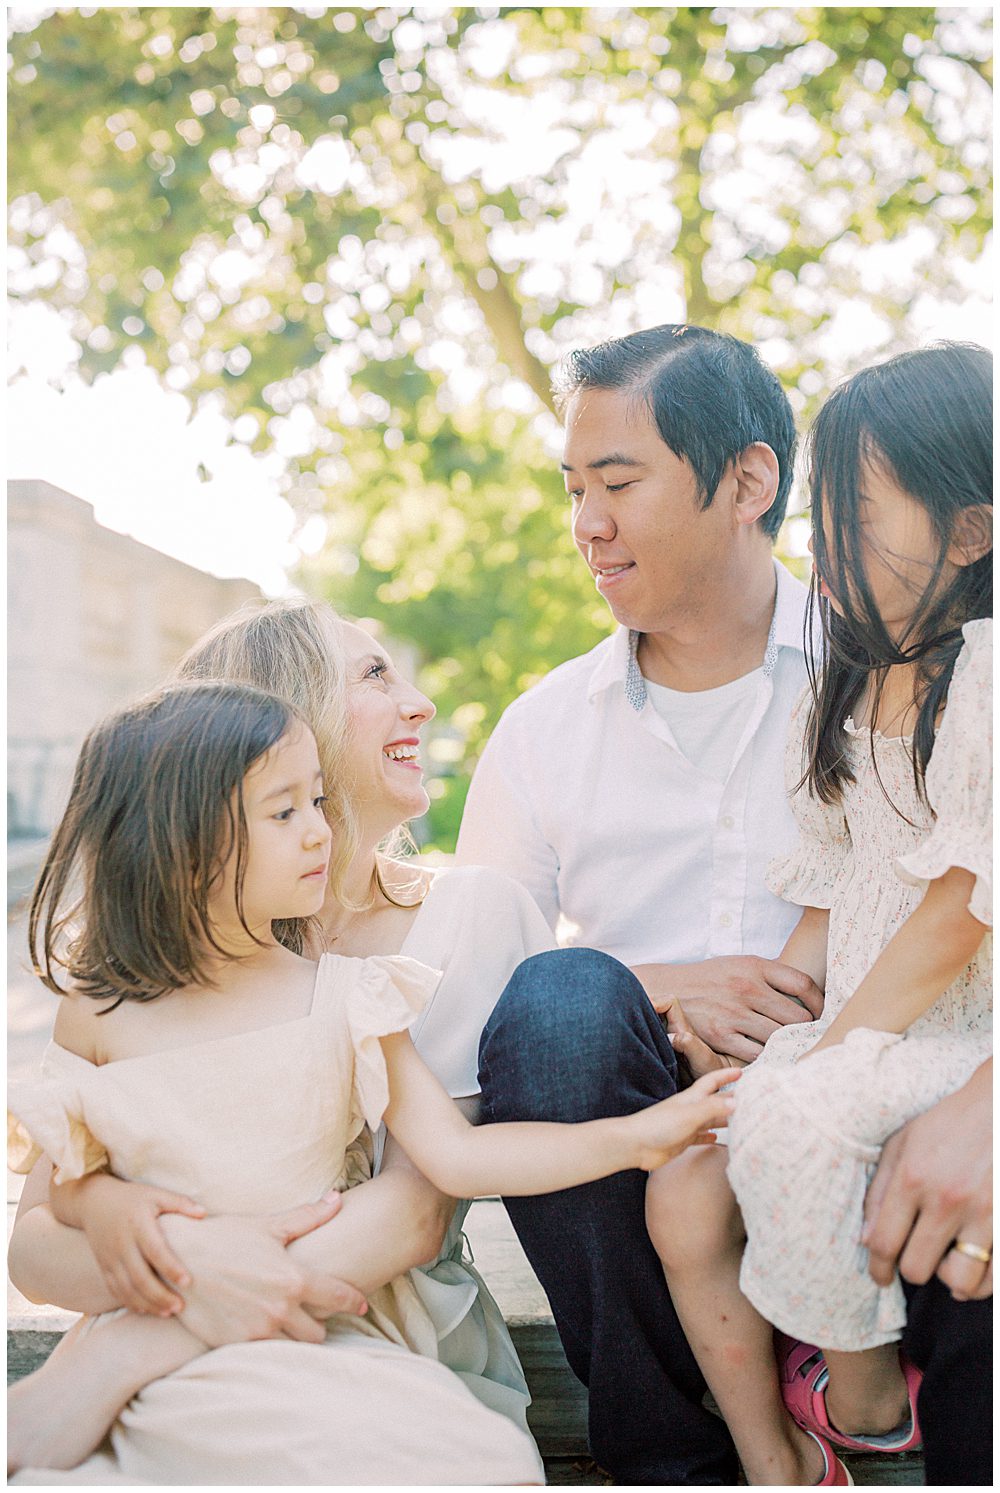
645,1148,738,1272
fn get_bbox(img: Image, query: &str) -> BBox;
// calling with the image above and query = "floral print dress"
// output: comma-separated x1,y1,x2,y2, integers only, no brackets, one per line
726,620,992,1351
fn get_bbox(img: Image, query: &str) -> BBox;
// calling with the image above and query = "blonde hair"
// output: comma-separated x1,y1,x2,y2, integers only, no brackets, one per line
172,597,361,922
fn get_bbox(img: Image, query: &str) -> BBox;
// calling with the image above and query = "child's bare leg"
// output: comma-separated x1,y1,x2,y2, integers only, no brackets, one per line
8,1311,206,1475
823,1343,910,1437
647,1147,825,1486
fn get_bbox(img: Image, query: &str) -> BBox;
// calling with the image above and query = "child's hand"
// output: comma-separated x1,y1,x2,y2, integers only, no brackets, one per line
662,997,747,1082
75,1173,206,1316
631,1068,741,1172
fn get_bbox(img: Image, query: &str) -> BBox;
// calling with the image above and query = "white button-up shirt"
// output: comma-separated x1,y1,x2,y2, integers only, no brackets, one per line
455,560,811,966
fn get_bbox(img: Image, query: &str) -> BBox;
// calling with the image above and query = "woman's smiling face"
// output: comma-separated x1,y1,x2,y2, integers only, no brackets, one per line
339,621,436,841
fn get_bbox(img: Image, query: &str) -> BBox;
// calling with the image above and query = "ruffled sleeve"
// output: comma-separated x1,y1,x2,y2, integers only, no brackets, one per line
7,1046,109,1184
897,620,992,925
338,954,442,1132
766,685,851,909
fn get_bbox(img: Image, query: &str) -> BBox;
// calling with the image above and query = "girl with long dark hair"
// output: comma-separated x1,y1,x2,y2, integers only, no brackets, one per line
645,342,992,1485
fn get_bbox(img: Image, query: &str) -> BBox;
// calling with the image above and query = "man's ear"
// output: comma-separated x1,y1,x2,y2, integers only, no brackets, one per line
732,443,780,529
947,505,992,568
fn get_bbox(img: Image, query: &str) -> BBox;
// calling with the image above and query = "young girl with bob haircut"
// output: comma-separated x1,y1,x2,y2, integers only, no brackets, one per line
8,679,738,1484
646,341,992,1486
9,597,563,1446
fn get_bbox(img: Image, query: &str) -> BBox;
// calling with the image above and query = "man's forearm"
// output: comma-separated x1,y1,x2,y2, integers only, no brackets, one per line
286,1169,456,1296
8,1204,119,1315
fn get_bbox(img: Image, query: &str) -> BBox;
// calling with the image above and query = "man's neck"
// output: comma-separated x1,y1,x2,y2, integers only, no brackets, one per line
637,550,777,693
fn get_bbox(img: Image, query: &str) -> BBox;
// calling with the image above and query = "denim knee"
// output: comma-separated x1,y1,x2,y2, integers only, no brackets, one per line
479,947,676,1124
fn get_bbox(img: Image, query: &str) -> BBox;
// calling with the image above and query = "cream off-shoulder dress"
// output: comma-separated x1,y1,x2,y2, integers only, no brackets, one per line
7,952,545,1486
726,619,992,1353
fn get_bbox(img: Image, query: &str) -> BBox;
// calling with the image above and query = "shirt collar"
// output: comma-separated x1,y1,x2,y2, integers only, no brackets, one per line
589,558,811,714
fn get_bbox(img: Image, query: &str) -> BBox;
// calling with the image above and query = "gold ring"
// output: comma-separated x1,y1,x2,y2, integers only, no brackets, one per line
952,1240,992,1265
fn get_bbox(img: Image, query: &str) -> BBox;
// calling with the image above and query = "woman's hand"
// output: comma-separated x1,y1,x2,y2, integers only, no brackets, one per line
160,1197,367,1347
629,1068,742,1172
65,1173,207,1317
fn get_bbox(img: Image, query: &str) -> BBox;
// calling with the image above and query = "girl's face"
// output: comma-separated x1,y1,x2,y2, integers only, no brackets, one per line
340,621,436,842
211,722,332,938
815,458,956,643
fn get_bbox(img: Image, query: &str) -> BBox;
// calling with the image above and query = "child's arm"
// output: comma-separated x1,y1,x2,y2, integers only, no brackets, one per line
381,1030,739,1199
809,866,986,1055
778,905,830,994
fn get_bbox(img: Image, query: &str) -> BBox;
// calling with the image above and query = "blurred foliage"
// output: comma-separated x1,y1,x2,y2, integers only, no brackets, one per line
7,6,992,846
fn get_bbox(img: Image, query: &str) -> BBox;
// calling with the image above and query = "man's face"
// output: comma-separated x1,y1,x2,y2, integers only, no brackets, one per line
561,386,733,635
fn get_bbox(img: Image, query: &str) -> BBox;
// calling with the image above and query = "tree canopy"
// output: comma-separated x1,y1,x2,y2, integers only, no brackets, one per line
8,6,992,844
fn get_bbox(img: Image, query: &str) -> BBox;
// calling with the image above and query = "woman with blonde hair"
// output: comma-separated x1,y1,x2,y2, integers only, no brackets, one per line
8,596,560,1480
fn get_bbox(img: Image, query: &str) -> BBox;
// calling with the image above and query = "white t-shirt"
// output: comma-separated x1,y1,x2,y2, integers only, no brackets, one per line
456,560,814,967
644,668,764,784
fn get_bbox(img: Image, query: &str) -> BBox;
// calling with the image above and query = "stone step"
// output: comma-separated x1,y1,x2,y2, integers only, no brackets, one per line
6,1197,924,1485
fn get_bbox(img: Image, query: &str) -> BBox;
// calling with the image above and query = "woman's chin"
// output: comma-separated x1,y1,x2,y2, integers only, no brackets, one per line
396,788,430,823
367,788,431,841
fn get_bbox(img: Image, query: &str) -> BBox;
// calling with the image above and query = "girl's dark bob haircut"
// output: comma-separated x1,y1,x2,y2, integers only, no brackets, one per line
805,340,992,807
30,679,301,1007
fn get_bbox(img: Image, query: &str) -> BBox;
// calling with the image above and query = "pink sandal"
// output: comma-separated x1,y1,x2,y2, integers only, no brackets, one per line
777,1334,923,1454
806,1430,854,1485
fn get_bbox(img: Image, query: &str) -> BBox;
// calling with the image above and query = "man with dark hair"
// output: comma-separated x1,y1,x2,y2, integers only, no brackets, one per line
457,324,822,1483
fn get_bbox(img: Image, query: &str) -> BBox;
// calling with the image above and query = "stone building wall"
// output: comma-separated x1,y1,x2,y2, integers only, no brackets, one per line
7,479,261,835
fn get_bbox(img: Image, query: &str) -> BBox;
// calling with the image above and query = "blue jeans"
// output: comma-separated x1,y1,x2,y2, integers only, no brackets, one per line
478,948,740,1485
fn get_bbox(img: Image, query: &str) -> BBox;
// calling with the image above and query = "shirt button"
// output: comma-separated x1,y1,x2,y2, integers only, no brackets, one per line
721,815,735,830
720,912,733,928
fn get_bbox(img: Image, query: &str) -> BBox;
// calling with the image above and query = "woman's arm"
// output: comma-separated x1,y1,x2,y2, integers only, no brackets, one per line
158,1165,450,1346
284,1160,454,1294
810,866,986,1055
8,1160,120,1314
11,1157,443,1339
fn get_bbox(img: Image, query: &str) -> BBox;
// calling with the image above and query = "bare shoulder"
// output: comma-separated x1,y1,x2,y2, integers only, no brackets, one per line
52,990,111,1062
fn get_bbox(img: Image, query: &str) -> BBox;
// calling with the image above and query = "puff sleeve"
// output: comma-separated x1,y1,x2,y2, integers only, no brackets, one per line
766,685,852,908
897,620,992,926
339,954,442,1133
8,1046,109,1184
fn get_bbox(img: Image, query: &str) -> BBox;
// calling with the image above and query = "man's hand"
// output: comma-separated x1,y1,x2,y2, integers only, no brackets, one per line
660,996,742,1083
862,1062,992,1302
633,956,823,1063
161,1195,367,1348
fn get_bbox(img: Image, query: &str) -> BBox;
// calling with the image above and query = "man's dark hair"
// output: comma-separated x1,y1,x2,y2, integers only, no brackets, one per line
553,324,797,540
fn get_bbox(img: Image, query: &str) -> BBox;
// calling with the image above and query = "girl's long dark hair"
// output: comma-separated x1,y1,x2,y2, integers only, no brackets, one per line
30,680,297,1006
806,341,992,807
